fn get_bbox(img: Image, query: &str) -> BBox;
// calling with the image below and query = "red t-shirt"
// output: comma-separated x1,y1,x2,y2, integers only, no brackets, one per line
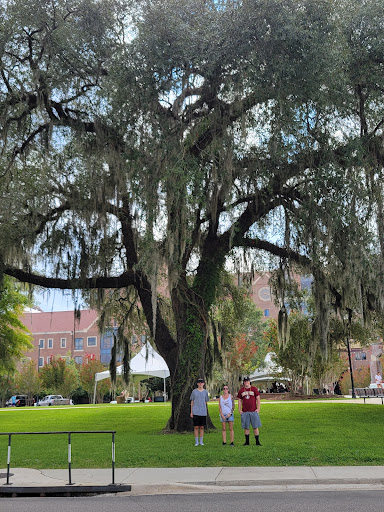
237,386,260,412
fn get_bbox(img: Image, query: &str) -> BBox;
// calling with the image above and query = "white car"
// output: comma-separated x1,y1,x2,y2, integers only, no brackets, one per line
37,395,73,406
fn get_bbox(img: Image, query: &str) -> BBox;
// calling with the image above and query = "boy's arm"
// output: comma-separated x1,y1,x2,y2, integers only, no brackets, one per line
238,395,242,414
256,394,261,413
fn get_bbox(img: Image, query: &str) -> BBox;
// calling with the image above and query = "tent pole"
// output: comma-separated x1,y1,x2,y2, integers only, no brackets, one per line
163,373,166,401
93,378,97,404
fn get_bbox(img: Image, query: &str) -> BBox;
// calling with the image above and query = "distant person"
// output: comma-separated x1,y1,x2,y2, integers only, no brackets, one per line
375,372,383,389
190,378,209,446
237,377,262,446
219,385,235,446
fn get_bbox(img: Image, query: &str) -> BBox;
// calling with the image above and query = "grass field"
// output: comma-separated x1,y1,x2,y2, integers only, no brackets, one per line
0,401,382,469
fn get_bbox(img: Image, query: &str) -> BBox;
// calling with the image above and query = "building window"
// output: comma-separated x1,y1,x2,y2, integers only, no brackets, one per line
361,352,366,360
47,356,52,364
101,354,110,364
264,309,270,317
48,338,53,349
87,336,97,347
131,335,137,345
74,356,83,364
39,339,44,349
74,338,84,350
38,357,44,367
61,338,66,348
102,335,113,349
141,335,146,344
355,352,361,360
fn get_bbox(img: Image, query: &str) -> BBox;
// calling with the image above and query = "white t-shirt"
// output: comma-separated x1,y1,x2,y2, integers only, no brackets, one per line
219,395,233,416
375,374,383,384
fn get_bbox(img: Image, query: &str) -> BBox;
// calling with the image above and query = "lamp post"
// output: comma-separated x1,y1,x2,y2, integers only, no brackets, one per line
343,310,356,399
346,329,356,399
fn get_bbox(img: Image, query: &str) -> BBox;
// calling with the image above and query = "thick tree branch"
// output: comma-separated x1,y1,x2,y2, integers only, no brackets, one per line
4,266,136,290
238,237,311,268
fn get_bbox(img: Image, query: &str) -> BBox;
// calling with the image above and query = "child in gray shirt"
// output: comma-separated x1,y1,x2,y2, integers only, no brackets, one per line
190,378,209,446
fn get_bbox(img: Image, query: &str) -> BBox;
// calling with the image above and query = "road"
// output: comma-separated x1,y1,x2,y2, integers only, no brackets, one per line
1,491,384,512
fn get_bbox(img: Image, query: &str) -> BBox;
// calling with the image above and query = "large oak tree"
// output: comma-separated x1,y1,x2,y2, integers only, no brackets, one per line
1,0,384,430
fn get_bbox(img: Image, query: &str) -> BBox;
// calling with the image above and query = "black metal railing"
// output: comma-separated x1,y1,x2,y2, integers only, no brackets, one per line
0,431,116,486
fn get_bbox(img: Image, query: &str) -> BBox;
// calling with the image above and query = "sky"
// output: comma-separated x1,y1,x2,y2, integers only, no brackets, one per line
34,289,83,312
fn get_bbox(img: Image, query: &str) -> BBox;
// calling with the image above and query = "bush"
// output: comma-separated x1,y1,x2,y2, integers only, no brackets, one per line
339,366,371,394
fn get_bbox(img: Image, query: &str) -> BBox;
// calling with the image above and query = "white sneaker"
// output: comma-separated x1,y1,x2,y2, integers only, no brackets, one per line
199,442,204,446
195,442,199,446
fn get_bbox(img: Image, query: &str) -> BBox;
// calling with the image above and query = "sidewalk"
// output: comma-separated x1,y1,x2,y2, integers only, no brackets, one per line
2,466,384,495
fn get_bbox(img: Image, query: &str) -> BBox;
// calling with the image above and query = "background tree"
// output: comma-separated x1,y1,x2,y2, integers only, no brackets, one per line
39,357,79,397
0,276,33,376
79,355,110,403
210,274,265,395
0,374,15,407
2,0,384,430
264,306,376,394
265,313,313,393
339,365,372,395
14,360,41,401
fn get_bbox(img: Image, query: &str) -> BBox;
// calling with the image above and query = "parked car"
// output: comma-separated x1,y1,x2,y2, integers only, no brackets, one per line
36,395,73,406
6,395,27,407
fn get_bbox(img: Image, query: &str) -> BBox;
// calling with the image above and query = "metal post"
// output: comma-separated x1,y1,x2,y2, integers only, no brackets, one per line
6,434,11,485
1,430,116,486
68,433,72,485
112,432,115,485
347,338,356,399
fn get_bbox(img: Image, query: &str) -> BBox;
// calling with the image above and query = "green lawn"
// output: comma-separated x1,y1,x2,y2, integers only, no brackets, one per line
0,401,382,469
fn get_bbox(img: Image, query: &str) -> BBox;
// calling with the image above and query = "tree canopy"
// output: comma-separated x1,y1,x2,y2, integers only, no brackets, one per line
1,0,384,429
0,276,33,375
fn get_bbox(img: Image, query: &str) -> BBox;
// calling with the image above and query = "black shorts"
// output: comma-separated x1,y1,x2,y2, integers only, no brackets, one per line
192,415,206,427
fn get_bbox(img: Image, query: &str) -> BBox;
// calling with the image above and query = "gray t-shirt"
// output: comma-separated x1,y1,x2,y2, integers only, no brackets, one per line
190,389,209,416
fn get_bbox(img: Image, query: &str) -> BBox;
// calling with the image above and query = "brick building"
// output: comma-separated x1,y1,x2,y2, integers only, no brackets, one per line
21,309,103,369
347,341,383,382
245,271,311,321
247,272,280,320
20,308,149,370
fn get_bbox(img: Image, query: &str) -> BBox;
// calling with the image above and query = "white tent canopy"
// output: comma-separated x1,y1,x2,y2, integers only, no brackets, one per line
93,344,170,403
249,353,287,383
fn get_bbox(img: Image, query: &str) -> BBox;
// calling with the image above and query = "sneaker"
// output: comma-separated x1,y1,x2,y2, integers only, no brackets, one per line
230,442,234,446
195,442,199,446
199,442,204,446
256,441,262,446
243,442,249,446
222,442,226,445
